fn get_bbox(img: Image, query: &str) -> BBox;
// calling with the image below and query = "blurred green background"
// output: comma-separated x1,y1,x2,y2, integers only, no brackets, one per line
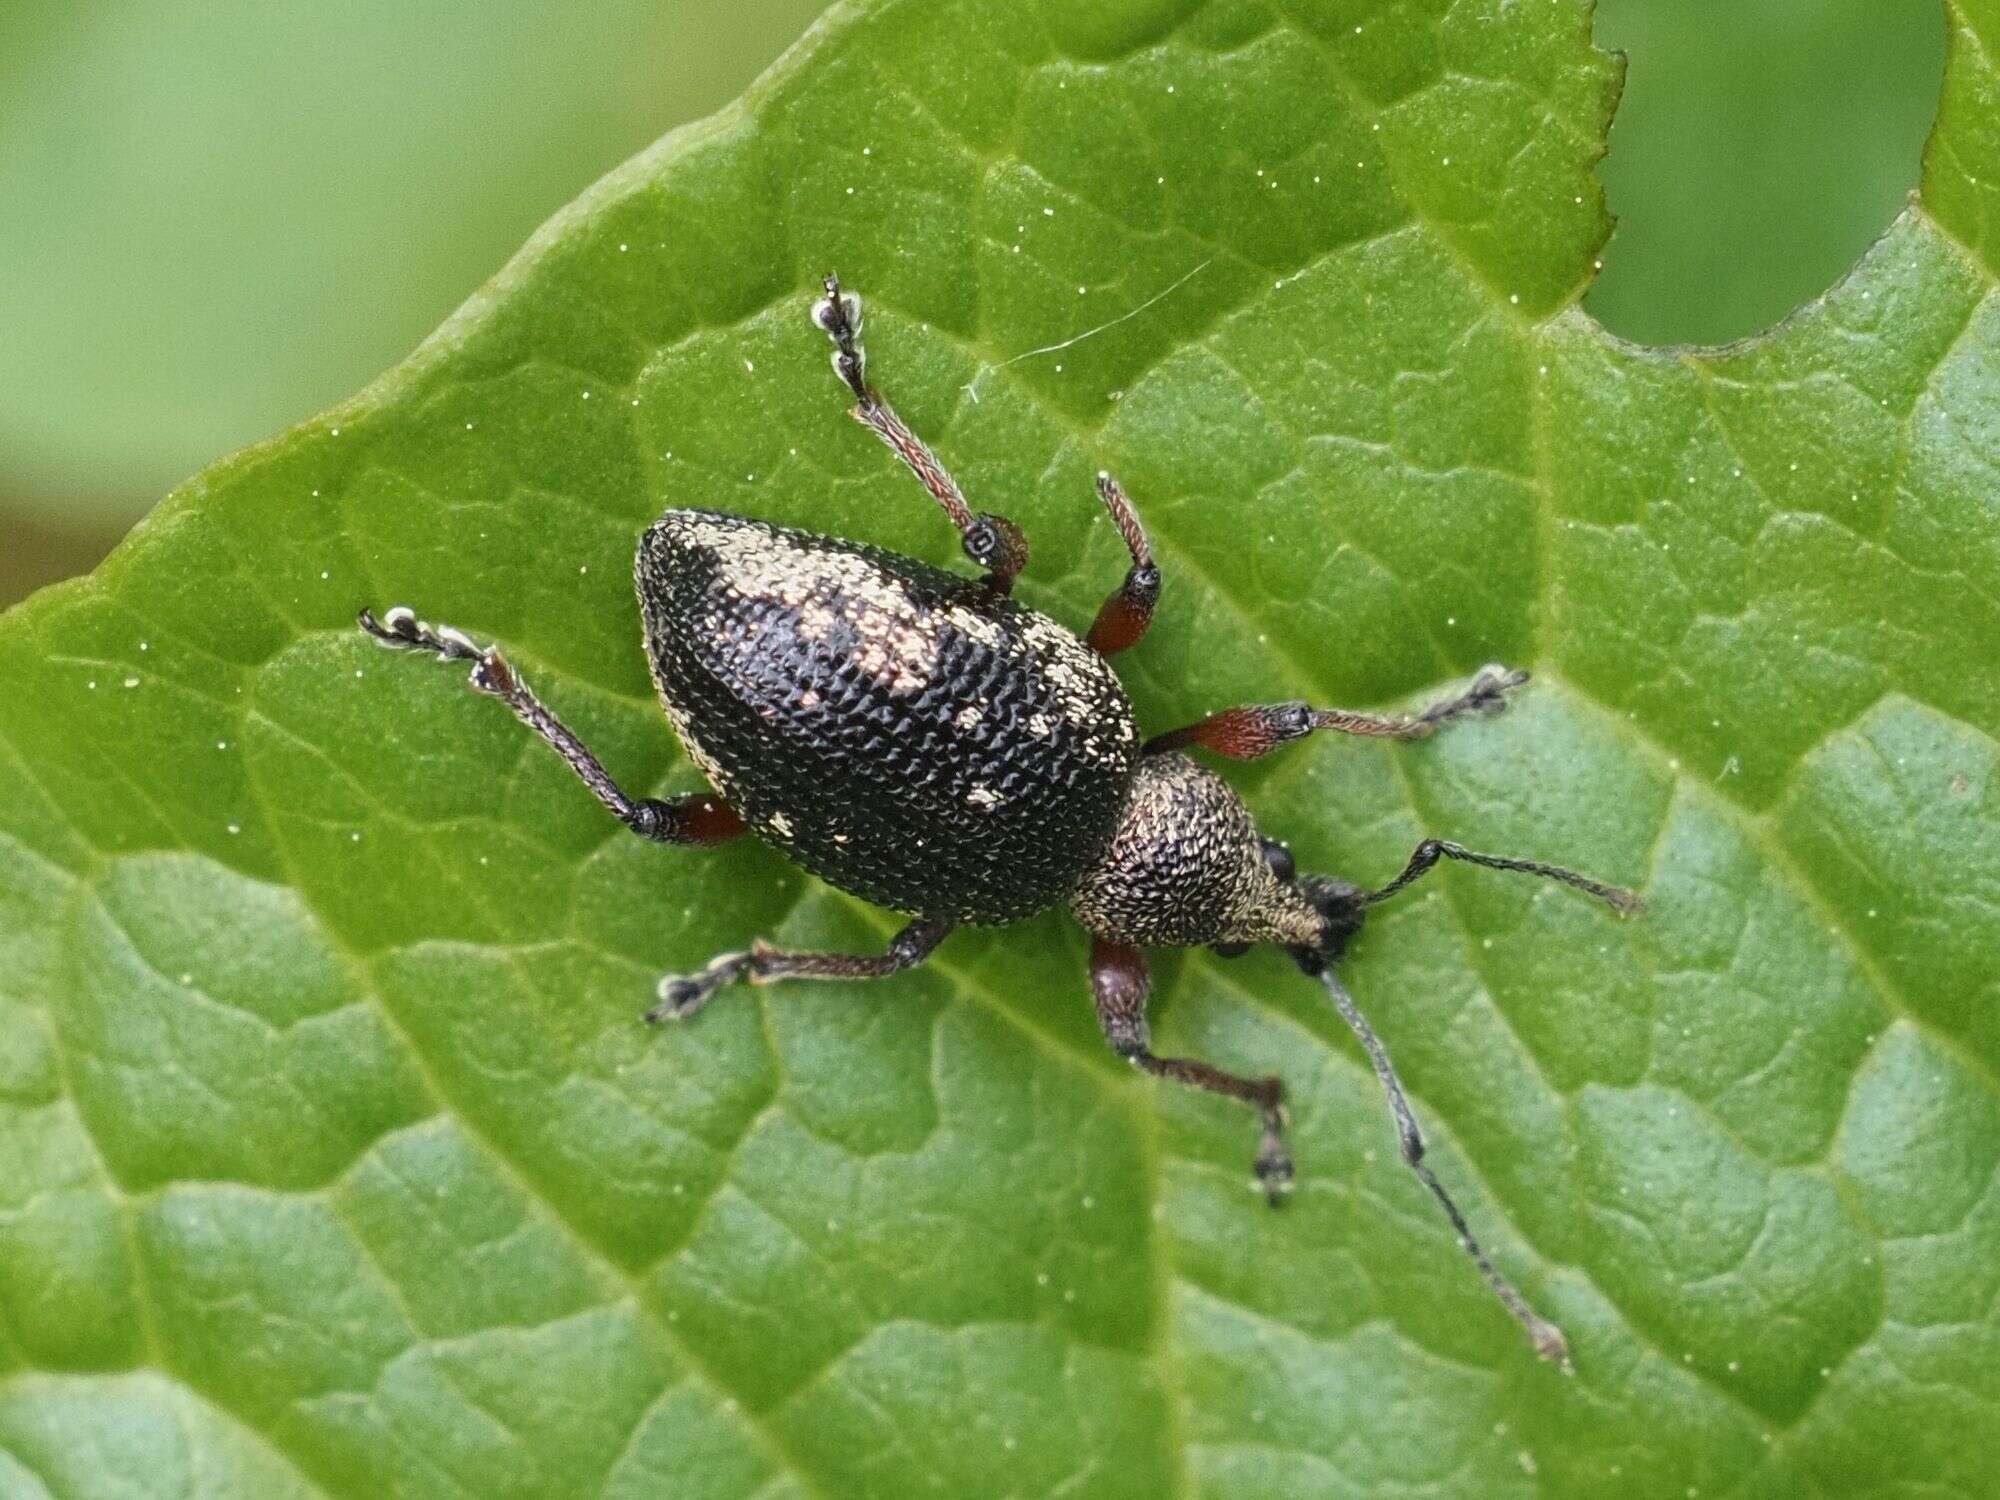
0,0,1946,607
1589,0,1945,344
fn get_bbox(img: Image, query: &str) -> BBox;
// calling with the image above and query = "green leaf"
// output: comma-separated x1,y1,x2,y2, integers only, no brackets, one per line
1584,0,1945,345
3,0,1997,1494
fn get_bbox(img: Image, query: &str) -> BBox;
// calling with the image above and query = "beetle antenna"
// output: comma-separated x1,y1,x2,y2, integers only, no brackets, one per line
1363,838,1642,915
1316,964,1572,1368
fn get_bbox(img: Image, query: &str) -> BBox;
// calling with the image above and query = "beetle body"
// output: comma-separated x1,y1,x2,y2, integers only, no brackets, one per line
359,274,1638,1367
638,508,1138,924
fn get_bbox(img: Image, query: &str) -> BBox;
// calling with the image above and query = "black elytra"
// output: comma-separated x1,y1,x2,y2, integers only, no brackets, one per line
358,273,1643,1369
635,511,1137,924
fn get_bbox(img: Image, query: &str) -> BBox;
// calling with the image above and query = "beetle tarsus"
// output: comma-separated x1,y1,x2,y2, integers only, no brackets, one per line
1254,1105,1295,1207
1418,663,1530,728
358,605,484,663
813,273,867,398
647,950,753,1023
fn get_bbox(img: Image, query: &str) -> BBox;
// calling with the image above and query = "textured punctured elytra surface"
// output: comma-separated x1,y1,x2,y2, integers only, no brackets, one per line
3,0,2000,1496
638,509,1137,922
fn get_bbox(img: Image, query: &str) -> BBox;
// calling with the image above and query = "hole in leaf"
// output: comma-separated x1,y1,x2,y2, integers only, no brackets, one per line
1586,0,1944,347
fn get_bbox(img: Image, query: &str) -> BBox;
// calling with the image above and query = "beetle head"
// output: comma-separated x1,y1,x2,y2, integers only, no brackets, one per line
1288,872,1368,973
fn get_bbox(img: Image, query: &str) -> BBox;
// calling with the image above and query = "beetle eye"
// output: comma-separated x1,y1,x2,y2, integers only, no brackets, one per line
1261,838,1296,883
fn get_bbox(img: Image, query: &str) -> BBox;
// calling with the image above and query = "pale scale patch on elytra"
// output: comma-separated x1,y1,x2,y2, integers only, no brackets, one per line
661,513,1134,767
796,603,841,642
1018,615,1082,658
851,632,933,695
966,784,1003,808
1015,612,1128,763
946,606,1004,649
690,520,943,697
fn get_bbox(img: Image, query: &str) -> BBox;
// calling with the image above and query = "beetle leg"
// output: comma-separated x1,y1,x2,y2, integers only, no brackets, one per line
648,916,952,1022
1361,838,1642,914
1090,937,1294,1205
1144,664,1529,758
1084,472,1161,656
812,273,1028,590
358,607,744,846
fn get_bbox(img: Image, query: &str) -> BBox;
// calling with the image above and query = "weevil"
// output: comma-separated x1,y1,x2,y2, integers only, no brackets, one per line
360,274,1641,1366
